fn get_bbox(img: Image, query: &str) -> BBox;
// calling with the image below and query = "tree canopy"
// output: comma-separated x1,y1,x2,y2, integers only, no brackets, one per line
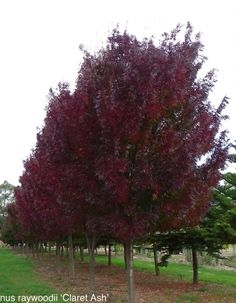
11,24,229,303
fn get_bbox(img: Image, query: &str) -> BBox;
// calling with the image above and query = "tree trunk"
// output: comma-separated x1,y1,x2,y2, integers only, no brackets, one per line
48,241,52,258
44,242,47,253
32,243,35,258
79,245,84,262
124,243,127,270
153,244,160,276
56,241,61,275
104,245,107,255
22,242,25,255
68,234,75,281
124,239,136,303
108,243,112,266
65,245,69,258
36,242,40,259
25,242,29,257
192,247,198,284
60,244,64,256
40,242,44,259
86,233,97,292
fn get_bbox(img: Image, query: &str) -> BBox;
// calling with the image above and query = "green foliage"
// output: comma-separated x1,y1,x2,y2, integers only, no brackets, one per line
0,180,15,218
0,181,15,242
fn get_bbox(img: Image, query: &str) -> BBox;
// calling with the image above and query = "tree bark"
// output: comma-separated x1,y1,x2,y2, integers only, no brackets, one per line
40,242,44,259
124,239,136,303
60,244,64,256
79,245,84,262
192,247,198,284
124,243,127,270
32,243,35,258
56,241,61,275
153,244,160,276
22,242,25,255
36,242,40,259
25,242,29,257
86,233,97,292
48,241,52,258
108,243,112,266
68,234,75,281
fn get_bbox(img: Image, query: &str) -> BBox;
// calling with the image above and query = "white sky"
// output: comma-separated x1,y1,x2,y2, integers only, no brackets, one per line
0,0,235,185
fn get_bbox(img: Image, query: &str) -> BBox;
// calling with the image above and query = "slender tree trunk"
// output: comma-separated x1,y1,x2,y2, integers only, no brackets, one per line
36,242,40,259
60,244,64,256
153,244,160,276
65,245,69,258
124,239,136,303
192,247,198,284
124,243,127,270
56,241,61,275
79,245,84,262
108,243,112,266
104,245,107,255
45,242,48,253
22,242,25,255
40,242,44,259
86,233,97,292
48,241,52,258
68,234,75,281
25,242,29,257
32,243,35,258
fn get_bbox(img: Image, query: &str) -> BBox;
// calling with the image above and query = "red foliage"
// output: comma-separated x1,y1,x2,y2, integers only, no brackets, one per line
15,24,228,242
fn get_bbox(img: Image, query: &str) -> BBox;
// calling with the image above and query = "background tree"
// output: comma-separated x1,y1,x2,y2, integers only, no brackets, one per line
0,181,15,236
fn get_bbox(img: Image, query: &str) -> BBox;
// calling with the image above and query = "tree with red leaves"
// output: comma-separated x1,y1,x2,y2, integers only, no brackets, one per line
15,23,229,303
71,24,228,302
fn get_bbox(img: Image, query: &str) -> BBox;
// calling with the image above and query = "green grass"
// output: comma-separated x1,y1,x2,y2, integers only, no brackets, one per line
93,254,236,287
0,248,63,302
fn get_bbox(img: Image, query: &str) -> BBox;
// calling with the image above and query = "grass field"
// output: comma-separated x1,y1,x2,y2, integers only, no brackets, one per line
0,248,63,302
92,254,236,287
1,247,236,302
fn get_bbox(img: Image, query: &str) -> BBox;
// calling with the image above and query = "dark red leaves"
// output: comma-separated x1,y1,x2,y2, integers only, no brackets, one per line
15,24,229,242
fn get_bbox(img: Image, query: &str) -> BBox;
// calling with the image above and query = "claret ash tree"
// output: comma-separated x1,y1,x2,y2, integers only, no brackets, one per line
71,24,228,302
14,23,229,303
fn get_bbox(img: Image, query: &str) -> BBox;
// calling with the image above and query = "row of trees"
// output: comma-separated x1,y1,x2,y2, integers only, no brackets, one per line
1,25,231,302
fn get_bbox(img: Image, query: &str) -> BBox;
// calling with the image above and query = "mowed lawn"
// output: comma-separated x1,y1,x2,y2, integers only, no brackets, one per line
0,248,63,302
1,247,236,303
93,254,236,287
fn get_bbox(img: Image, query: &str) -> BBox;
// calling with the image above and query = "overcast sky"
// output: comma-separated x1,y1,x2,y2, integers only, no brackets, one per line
0,0,235,185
